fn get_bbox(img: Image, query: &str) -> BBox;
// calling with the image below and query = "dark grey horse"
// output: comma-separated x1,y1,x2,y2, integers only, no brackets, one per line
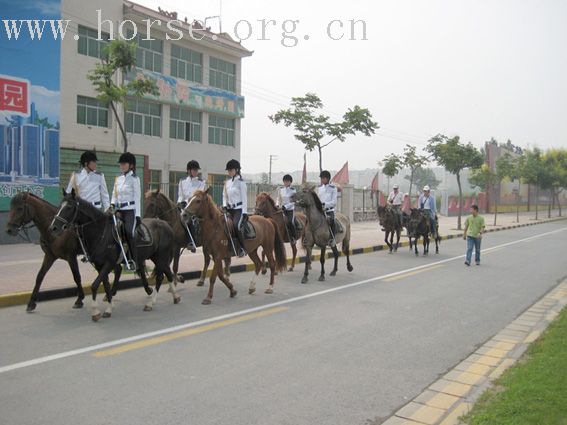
377,205,402,253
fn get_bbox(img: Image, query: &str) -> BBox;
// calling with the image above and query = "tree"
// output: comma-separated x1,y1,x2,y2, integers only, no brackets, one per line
269,93,379,172
470,163,498,224
87,40,158,153
495,152,522,223
426,134,484,229
519,148,547,220
400,145,428,198
542,149,567,217
260,172,269,184
381,153,402,193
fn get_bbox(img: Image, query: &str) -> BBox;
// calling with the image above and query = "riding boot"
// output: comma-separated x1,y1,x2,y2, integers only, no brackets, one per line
328,220,337,247
236,229,247,258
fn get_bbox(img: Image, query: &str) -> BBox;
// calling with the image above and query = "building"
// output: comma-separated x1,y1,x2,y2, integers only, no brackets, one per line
60,0,252,201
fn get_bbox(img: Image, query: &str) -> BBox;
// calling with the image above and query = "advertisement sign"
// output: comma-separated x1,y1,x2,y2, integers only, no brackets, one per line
0,0,61,211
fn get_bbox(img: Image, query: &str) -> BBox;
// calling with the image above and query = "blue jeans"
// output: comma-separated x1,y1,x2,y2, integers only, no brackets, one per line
466,236,481,264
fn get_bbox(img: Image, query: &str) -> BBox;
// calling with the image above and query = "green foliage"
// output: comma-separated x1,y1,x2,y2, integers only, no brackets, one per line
407,166,441,190
381,154,402,178
426,134,484,174
269,93,379,171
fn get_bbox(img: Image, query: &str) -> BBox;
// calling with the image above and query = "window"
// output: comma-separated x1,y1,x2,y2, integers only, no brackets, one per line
77,96,109,127
148,169,162,191
208,114,235,147
169,171,187,201
77,25,110,59
128,31,163,73
209,57,236,92
171,44,202,83
125,99,161,137
170,106,202,142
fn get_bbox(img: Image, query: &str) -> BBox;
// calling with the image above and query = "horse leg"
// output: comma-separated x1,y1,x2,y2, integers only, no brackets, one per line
384,231,392,253
395,230,400,252
414,237,419,256
162,264,180,304
436,236,440,254
302,246,312,284
423,236,429,256
140,263,157,311
102,274,114,319
224,257,231,277
318,247,326,281
91,263,113,322
27,254,56,312
330,245,339,276
247,250,263,295
110,264,122,297
289,241,297,272
261,250,268,275
217,259,237,299
68,256,85,309
173,247,184,284
264,247,277,294
198,252,210,287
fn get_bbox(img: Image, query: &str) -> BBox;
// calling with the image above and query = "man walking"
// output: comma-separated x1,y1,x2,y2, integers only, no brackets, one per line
463,204,485,266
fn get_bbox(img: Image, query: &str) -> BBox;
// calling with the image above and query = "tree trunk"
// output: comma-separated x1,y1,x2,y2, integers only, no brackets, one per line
408,169,414,200
317,145,323,173
535,185,539,220
557,192,562,216
527,184,531,212
548,190,552,218
110,101,128,153
516,181,520,223
493,198,498,226
457,172,463,230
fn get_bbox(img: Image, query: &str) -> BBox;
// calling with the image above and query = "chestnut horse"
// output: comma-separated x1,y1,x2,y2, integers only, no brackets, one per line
5,192,118,312
144,189,230,287
255,192,306,272
182,189,287,304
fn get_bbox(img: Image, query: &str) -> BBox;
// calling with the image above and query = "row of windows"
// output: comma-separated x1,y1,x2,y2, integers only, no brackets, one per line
77,25,234,92
76,96,234,146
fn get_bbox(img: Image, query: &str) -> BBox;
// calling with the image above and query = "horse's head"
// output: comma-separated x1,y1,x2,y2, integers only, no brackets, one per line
5,192,33,236
255,192,277,216
183,188,214,222
407,208,426,237
49,189,80,236
144,189,174,220
293,188,322,212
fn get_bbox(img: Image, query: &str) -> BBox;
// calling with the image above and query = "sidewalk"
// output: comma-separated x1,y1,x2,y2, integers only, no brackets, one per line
0,210,564,301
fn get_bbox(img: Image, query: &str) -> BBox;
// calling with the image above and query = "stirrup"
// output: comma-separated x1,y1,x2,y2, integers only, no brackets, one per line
80,256,89,263
187,243,197,253
328,238,336,247
238,248,247,258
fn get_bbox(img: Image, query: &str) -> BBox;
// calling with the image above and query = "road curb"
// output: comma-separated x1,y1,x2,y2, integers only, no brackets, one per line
382,278,567,425
1,216,565,309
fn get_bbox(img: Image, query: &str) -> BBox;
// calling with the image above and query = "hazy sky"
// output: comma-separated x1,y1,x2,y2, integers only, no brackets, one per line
136,0,567,173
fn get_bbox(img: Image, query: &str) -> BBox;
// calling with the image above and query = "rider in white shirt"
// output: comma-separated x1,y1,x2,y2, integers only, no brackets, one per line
110,152,141,271
317,170,338,246
387,184,404,227
276,174,297,242
418,185,437,237
223,159,248,257
178,160,206,252
66,151,110,211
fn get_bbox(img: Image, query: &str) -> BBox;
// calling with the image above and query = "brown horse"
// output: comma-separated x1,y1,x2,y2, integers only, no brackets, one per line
182,189,287,304
5,192,116,312
255,192,306,272
377,205,402,253
144,189,230,287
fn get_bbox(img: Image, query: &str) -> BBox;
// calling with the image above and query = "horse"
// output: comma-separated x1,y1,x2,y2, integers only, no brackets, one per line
49,190,178,321
144,189,230,287
292,189,353,283
406,208,441,255
181,189,287,304
377,205,402,253
255,192,307,272
5,192,90,312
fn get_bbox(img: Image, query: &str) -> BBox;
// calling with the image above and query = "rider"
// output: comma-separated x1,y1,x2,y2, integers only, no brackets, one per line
223,159,248,258
317,170,338,247
177,160,206,252
110,152,141,271
418,185,437,238
276,174,297,243
66,151,110,211
387,184,403,227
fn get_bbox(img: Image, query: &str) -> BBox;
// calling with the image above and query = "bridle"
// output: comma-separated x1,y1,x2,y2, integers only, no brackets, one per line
52,199,80,232
8,194,36,243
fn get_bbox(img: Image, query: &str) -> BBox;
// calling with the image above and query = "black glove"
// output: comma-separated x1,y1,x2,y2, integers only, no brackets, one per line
136,216,141,226
221,206,228,214
107,204,116,214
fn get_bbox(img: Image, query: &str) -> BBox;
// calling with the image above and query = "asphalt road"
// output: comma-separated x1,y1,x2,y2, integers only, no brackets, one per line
0,221,566,425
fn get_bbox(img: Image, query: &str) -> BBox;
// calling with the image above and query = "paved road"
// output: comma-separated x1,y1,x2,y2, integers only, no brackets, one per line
0,222,566,425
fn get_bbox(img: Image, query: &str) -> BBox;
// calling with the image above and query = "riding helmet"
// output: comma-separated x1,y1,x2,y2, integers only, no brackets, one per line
283,174,293,182
118,152,136,167
423,185,430,191
319,170,331,180
80,150,98,166
225,159,241,171
187,160,200,170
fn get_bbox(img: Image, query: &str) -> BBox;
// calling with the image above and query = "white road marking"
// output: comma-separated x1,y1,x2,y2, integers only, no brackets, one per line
0,225,565,375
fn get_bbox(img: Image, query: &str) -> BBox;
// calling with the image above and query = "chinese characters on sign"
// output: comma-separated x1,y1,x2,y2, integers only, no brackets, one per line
0,75,30,117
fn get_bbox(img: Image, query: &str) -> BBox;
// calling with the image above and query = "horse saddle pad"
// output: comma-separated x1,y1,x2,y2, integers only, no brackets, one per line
226,217,256,240
115,219,153,247
333,219,344,234
292,217,304,233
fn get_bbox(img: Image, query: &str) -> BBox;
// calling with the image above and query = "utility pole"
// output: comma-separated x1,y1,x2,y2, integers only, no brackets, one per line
268,154,278,184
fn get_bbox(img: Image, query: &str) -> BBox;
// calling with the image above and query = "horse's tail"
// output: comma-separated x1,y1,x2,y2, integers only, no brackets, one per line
341,218,351,256
269,218,287,272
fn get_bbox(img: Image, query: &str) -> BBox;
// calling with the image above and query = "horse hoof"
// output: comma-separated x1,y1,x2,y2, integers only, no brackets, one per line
103,295,109,302
26,303,36,312
173,296,181,304
265,288,273,294
102,312,111,318
288,267,294,272
301,276,308,284
347,265,354,272
202,298,212,305
143,305,153,311
318,276,325,282
92,313,102,322
176,275,185,283
249,288,256,295
330,271,337,277
230,290,238,298
73,301,84,309
261,269,267,275
196,280,205,287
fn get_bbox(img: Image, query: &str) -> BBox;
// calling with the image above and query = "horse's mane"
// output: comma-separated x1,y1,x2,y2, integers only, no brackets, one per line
145,189,175,208
67,194,105,220
257,192,277,210
305,189,324,213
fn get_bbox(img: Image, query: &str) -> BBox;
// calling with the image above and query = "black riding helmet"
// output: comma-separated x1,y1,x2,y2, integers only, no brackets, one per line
319,170,331,180
187,160,200,170
283,174,293,182
226,159,241,171
118,152,136,168
80,151,97,166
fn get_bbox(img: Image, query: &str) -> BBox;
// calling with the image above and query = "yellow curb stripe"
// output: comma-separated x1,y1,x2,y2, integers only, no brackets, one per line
92,306,288,357
383,264,444,282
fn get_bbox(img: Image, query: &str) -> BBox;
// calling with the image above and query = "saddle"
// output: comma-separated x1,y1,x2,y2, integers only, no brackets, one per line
114,217,153,247
225,216,256,240
327,217,344,234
